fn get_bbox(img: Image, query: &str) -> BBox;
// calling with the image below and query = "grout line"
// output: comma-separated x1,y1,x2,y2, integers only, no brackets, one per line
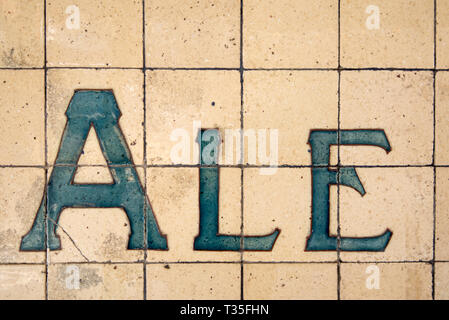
43,0,49,301
245,67,437,72
146,67,239,71
0,67,45,70
0,164,441,169
46,66,144,70
3,66,449,72
433,165,437,300
337,260,435,264
331,67,436,72
336,0,342,301
432,0,438,301
239,0,245,301
0,260,439,266
142,0,148,301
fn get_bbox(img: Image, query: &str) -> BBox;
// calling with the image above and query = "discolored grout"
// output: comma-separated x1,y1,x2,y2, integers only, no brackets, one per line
239,0,245,301
142,0,148,301
432,0,438,301
43,0,49,301
337,0,342,301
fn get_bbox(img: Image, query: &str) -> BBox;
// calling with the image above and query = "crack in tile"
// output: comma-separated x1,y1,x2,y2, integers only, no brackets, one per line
47,217,89,262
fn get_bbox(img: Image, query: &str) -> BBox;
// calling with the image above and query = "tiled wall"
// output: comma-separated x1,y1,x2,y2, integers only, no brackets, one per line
0,0,448,300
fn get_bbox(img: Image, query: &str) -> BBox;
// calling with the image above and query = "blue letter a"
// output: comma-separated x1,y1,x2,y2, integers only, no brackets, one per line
21,90,167,251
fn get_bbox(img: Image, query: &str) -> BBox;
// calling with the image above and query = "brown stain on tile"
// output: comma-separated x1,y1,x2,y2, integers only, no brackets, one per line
1,48,27,67
98,233,130,261
15,176,44,227
0,0,44,68
55,265,102,290
0,229,19,261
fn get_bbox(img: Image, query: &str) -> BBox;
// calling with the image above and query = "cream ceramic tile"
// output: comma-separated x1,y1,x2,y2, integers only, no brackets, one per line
146,70,241,165
48,168,145,263
243,0,338,69
436,72,449,165
0,0,44,68
435,263,449,300
47,69,144,166
243,263,338,300
47,0,142,67
145,167,240,262
340,71,433,166
0,265,45,300
243,168,337,262
437,0,449,69
339,168,433,262
146,0,239,68
0,168,45,263
48,209,138,263
146,263,240,300
244,71,338,166
341,263,432,300
436,168,449,261
0,70,45,166
48,263,143,300
341,0,434,68
0,0,444,302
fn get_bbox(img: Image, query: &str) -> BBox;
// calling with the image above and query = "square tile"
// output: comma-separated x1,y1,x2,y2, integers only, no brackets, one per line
436,168,449,260
49,210,143,264
47,69,144,166
435,263,449,300
436,72,449,165
146,0,240,68
47,166,145,263
0,0,44,68
340,71,433,166
340,168,433,262
341,0,434,68
146,263,240,299
0,265,45,300
47,0,143,67
0,168,45,263
146,167,240,262
243,168,337,262
437,0,449,69
48,263,143,299
0,70,45,166
243,0,338,68
244,71,338,166
243,263,337,300
146,70,241,165
341,263,432,300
